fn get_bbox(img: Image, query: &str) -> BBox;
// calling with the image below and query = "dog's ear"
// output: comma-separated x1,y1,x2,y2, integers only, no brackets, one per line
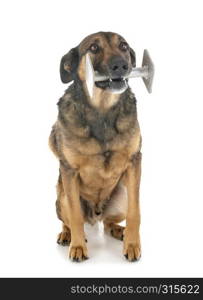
130,47,136,67
60,47,79,83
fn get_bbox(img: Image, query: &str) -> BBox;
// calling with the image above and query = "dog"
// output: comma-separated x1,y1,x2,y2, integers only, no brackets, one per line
49,32,142,262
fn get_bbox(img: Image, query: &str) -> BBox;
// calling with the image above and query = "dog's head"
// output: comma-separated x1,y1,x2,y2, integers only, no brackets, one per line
60,32,136,94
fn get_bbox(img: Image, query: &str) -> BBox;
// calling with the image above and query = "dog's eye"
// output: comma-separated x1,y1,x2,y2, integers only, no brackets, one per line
119,42,128,52
89,43,99,53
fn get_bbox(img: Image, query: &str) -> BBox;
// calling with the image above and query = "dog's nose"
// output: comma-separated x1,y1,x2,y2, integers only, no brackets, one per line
108,56,128,78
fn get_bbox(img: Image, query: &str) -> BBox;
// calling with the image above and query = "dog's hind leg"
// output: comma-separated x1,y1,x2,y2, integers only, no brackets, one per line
104,215,125,241
103,183,127,241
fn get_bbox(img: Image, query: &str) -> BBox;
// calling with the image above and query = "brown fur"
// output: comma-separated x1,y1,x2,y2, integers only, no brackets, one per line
49,32,142,262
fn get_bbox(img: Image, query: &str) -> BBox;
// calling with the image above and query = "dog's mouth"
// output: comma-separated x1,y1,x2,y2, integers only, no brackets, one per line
95,77,128,94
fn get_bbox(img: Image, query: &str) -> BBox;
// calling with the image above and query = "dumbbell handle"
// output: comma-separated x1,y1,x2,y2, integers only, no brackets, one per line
94,66,149,82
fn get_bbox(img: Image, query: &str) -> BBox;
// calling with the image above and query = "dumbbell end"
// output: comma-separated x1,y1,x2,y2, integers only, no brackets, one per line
142,49,155,93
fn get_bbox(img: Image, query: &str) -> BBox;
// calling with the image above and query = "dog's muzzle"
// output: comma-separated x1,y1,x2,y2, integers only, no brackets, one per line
95,56,129,93
95,77,128,94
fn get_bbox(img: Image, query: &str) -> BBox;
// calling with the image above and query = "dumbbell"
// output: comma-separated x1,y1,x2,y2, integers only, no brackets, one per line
85,49,155,98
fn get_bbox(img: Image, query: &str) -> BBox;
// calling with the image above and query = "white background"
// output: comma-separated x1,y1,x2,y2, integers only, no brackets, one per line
0,0,203,277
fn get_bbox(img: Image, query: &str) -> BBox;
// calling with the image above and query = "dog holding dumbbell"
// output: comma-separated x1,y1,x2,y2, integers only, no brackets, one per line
49,31,154,262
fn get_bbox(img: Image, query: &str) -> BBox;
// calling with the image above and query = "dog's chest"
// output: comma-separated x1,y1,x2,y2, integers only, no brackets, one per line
60,93,140,193
77,133,140,189
63,121,141,182
80,148,129,178
77,147,129,202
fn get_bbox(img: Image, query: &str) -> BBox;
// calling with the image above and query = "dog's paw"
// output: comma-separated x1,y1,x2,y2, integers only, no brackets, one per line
123,243,141,262
57,229,71,246
110,224,125,241
69,244,88,262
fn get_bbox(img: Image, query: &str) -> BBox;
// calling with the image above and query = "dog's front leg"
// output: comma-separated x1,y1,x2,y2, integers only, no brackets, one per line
124,152,142,261
60,164,88,262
